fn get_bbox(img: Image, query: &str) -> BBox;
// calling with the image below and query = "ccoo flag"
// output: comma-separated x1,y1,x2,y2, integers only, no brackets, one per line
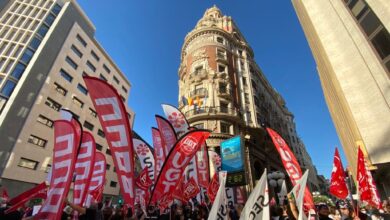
290,170,309,220
208,171,228,220
329,148,348,199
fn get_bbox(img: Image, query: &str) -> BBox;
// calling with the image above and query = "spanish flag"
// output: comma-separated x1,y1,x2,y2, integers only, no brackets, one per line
188,97,193,106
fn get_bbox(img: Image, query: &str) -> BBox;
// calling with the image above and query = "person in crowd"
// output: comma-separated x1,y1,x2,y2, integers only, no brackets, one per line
318,204,332,220
65,198,103,220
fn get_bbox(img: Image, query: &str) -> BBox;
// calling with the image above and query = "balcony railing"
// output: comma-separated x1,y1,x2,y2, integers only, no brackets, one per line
184,106,240,118
190,88,208,97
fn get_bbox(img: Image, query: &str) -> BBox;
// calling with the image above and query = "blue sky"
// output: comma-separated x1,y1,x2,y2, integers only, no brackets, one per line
77,1,345,178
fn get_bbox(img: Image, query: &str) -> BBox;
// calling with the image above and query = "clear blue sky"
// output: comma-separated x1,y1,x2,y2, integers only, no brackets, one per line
77,1,346,179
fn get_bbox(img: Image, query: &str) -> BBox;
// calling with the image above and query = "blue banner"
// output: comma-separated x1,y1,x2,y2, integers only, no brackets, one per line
221,136,244,172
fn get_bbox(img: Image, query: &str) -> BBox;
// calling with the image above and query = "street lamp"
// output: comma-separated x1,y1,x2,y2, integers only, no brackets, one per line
267,171,285,204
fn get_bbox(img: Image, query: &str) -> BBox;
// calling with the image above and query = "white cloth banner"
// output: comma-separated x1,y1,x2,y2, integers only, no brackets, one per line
240,169,269,220
208,171,228,220
278,180,287,205
290,170,309,220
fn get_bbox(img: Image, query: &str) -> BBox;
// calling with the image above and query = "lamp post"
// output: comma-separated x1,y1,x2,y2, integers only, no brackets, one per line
267,171,285,204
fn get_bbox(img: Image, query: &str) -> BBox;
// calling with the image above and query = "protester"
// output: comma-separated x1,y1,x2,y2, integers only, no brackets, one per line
318,204,332,220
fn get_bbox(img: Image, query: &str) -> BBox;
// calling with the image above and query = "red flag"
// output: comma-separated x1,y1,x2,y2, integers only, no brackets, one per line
5,182,46,214
152,128,166,179
183,177,200,202
207,173,219,202
266,127,315,211
36,120,78,220
329,148,349,199
83,76,135,208
357,147,371,201
162,104,190,137
196,143,210,188
172,177,186,202
73,132,96,209
158,193,173,213
365,162,381,209
156,115,177,156
149,130,210,204
135,167,153,191
85,152,106,206
1,188,9,202
236,187,245,204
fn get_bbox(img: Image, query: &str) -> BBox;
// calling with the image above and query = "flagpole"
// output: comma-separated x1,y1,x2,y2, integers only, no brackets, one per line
345,168,358,216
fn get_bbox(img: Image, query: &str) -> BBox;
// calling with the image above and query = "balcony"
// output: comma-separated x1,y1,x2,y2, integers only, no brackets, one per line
184,106,241,122
189,69,208,83
217,87,231,99
190,88,208,98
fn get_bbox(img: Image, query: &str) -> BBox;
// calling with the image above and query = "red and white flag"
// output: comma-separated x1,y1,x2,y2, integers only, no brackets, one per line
183,177,201,202
207,173,219,202
290,170,309,220
209,150,222,176
36,120,78,220
83,76,135,208
73,132,96,219
357,147,371,201
156,115,177,156
266,128,315,211
365,162,381,209
208,171,228,220
152,128,165,179
133,138,155,182
149,130,210,204
5,182,47,214
196,143,210,188
162,104,189,138
135,167,153,191
85,152,106,206
329,148,348,199
172,177,186,202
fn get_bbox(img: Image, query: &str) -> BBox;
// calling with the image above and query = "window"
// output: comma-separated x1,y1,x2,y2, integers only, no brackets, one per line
86,61,96,72
193,123,204,129
106,149,111,155
76,34,87,47
98,129,105,138
44,13,55,26
216,36,224,44
122,86,128,93
371,29,390,60
91,50,100,61
77,84,88,95
89,108,97,117
20,48,34,64
18,158,38,170
37,114,53,128
220,102,229,113
194,65,203,75
71,45,82,58
220,122,230,134
218,64,226,73
11,62,26,79
219,82,227,93
96,143,103,151
106,164,110,170
65,56,78,69
217,48,226,59
99,74,107,81
45,98,61,111
120,95,126,102
113,76,119,84
1,80,16,97
360,11,381,36
83,121,94,131
54,82,67,96
110,181,117,188
244,93,250,104
29,37,41,51
103,64,111,73
51,4,62,15
28,135,47,148
37,24,49,37
72,96,84,108
60,69,73,82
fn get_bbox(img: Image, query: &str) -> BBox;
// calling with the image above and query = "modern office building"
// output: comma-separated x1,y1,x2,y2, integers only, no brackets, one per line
292,0,390,197
0,0,134,197
178,6,319,192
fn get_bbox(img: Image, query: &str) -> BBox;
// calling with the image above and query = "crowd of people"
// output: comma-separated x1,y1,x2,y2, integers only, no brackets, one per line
1,195,390,220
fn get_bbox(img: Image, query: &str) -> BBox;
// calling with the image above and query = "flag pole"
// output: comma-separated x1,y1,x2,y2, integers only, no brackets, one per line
345,168,358,217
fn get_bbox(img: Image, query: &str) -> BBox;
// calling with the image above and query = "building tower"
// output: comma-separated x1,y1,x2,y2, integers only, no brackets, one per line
0,0,134,199
292,0,390,196
178,6,319,191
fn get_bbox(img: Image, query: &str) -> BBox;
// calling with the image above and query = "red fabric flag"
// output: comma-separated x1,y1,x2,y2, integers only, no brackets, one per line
152,128,166,180
357,147,372,202
149,130,210,205
5,182,46,214
196,143,210,188
365,162,381,209
85,152,106,206
83,76,135,208
207,173,219,202
266,127,315,211
36,120,78,220
73,131,96,220
158,193,174,213
236,187,245,204
172,177,186,202
135,167,153,191
156,115,177,156
329,148,349,199
183,177,201,202
1,188,9,202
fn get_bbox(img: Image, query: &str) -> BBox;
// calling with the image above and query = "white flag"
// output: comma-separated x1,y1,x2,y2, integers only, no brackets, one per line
290,170,309,220
240,169,269,220
278,180,287,205
208,171,228,220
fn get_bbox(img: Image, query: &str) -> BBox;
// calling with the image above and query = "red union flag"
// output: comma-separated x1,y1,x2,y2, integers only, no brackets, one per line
266,127,315,210
73,132,96,207
196,143,210,188
83,76,135,208
36,120,78,220
133,138,155,182
161,104,189,137
152,128,165,179
207,173,219,202
365,161,381,209
85,152,106,206
156,115,177,156
172,177,186,202
5,182,47,214
149,130,210,204
183,177,200,201
329,148,348,199
135,167,153,191
357,147,371,201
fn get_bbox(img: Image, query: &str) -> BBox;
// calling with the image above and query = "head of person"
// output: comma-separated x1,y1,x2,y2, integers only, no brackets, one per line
318,204,330,217
336,200,352,219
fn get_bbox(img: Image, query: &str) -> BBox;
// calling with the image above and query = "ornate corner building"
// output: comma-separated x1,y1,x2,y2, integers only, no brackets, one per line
178,6,319,191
